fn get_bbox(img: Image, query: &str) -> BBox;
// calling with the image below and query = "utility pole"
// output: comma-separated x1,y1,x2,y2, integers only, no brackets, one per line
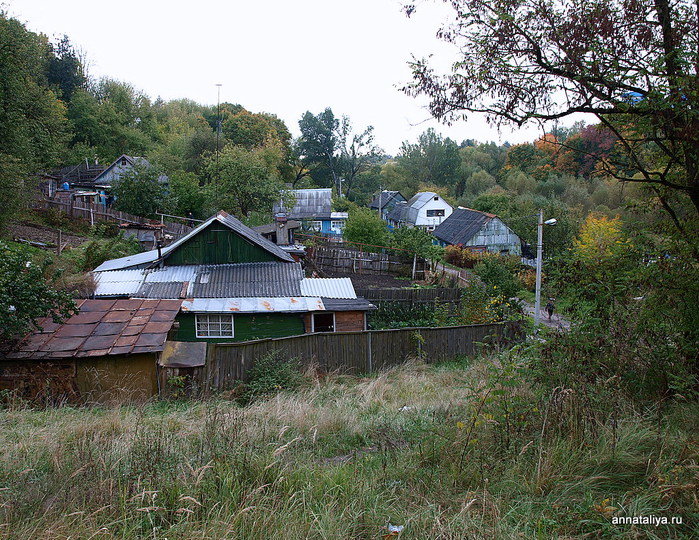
215,83,222,184
534,209,544,326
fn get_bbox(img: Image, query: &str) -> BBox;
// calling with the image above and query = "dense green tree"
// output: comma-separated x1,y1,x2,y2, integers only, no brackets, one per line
46,35,86,101
0,242,75,349
343,207,391,248
396,128,460,188
111,163,167,218
298,108,342,191
205,142,286,217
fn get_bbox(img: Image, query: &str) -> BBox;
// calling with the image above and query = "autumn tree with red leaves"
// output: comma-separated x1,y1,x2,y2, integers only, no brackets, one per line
404,0,698,236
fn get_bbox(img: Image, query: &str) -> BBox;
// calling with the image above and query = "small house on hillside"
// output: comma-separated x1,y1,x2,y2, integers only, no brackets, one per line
5,211,374,402
368,190,407,220
91,211,374,341
432,207,522,255
386,192,453,231
273,188,347,237
3,298,182,403
93,154,169,189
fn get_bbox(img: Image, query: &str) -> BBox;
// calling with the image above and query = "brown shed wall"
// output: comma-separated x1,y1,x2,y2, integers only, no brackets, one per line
75,353,158,404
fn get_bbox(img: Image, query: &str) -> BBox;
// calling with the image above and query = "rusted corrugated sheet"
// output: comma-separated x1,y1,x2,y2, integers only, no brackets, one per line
180,297,325,313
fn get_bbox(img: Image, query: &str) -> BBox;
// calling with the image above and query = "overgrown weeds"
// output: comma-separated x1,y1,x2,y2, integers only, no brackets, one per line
0,351,695,538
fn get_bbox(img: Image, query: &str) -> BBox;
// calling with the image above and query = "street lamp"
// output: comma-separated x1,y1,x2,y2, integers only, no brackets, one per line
534,209,557,325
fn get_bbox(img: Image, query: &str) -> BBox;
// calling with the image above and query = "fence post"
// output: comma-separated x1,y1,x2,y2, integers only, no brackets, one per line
366,331,372,373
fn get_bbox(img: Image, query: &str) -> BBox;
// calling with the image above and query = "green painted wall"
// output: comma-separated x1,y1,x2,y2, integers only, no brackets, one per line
173,313,305,343
166,224,280,265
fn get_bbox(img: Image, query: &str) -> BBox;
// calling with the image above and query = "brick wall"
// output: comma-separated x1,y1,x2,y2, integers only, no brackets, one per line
303,311,366,333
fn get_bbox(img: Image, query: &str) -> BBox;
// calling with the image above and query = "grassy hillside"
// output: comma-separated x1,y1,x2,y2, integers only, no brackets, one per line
0,353,696,539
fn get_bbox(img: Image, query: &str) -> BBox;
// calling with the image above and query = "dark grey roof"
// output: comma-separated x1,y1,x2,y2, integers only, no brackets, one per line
191,262,303,297
273,188,332,219
321,297,376,311
432,208,493,245
136,282,186,299
369,191,405,210
387,201,409,223
133,262,304,299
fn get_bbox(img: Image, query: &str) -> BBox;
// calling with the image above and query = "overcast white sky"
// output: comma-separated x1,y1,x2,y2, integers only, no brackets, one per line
7,0,548,154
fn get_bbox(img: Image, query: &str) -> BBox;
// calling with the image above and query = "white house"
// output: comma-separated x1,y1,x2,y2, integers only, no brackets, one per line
386,192,453,231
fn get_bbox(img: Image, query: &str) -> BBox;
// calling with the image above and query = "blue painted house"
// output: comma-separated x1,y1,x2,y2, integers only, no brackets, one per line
273,188,347,237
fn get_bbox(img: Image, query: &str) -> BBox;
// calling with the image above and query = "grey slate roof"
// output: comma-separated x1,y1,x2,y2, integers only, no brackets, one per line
386,192,440,225
132,262,305,299
273,188,333,219
432,208,494,245
93,211,294,272
321,298,376,311
369,191,405,210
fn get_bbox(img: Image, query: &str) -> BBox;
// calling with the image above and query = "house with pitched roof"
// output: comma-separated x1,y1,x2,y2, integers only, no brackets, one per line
368,190,407,220
432,207,522,255
386,192,453,231
91,211,374,342
4,211,374,402
273,188,348,236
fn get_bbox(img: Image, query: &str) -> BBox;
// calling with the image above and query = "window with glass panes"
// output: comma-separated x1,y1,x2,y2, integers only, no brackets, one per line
195,314,235,338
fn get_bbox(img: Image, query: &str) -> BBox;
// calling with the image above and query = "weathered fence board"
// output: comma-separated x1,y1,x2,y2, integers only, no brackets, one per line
308,245,426,278
33,199,193,239
356,287,462,305
187,322,521,397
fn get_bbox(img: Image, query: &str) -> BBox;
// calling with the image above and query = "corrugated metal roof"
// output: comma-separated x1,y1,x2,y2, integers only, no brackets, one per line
93,269,147,297
432,208,492,246
93,211,293,272
273,188,332,219
369,191,405,210
106,262,305,299
180,297,325,313
191,262,303,298
136,282,187,299
321,298,376,311
300,278,356,299
144,265,199,283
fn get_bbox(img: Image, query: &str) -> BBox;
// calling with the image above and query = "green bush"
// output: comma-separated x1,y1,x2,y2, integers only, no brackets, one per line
472,256,521,298
241,351,302,404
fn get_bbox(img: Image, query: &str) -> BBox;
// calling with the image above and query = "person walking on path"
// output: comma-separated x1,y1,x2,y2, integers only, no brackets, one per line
545,299,555,321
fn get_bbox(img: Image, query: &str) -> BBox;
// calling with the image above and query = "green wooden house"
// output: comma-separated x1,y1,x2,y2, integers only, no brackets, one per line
92,211,374,343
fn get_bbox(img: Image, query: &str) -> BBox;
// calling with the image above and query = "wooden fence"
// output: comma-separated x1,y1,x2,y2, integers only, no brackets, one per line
308,245,427,278
33,199,193,239
160,322,522,398
356,287,462,306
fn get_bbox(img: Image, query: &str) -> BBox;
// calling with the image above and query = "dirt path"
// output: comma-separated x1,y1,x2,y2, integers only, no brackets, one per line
521,301,571,331
6,222,88,249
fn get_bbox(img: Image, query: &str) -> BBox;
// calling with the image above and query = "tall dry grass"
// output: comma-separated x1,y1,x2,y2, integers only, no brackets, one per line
0,355,696,539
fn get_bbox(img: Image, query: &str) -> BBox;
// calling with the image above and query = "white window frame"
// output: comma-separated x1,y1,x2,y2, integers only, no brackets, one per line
195,314,235,338
311,312,335,333
308,220,323,232
426,209,445,217
330,220,345,231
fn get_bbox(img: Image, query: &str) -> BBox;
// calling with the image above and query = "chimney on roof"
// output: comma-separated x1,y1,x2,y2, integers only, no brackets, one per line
274,212,289,245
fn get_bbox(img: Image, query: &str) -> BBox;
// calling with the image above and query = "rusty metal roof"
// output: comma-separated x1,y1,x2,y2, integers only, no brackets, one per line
7,299,182,360
180,297,325,313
